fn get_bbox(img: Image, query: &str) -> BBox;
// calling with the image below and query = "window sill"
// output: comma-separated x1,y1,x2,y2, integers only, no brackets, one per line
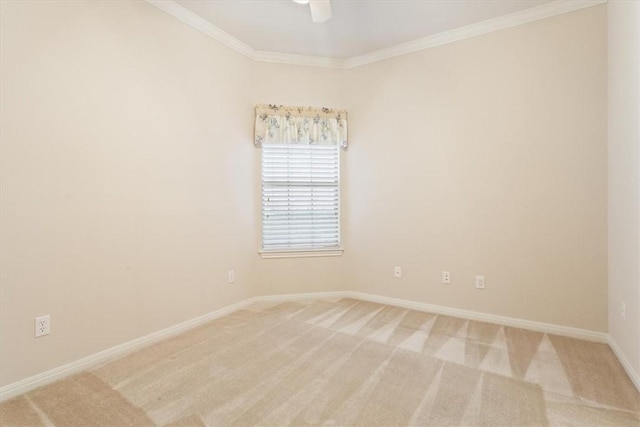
259,248,344,259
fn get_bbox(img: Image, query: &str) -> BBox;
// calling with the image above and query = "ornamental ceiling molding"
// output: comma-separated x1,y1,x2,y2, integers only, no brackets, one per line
146,0,606,70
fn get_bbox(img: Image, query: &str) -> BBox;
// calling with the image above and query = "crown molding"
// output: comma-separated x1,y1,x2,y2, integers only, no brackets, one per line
146,0,344,68
252,51,345,70
344,0,607,68
146,0,255,58
146,0,606,70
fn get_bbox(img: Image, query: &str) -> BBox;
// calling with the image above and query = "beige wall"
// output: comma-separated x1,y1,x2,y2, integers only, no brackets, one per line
608,0,640,377
343,5,608,331
0,0,256,386
1,0,609,389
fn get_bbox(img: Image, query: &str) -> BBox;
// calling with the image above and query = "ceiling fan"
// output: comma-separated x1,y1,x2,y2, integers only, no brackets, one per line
293,0,332,23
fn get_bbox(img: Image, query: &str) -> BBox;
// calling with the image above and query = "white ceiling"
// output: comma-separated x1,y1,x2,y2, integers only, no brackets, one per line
175,0,555,59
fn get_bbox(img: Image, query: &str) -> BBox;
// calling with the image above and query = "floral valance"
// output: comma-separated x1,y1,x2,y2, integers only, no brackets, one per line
254,104,348,149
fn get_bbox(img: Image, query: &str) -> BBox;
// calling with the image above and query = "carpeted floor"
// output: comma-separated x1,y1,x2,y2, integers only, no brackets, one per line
1,297,639,426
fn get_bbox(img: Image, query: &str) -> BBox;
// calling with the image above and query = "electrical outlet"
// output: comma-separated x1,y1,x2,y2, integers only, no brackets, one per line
35,315,50,337
475,275,485,289
621,302,626,322
394,266,402,279
228,270,235,284
442,271,451,284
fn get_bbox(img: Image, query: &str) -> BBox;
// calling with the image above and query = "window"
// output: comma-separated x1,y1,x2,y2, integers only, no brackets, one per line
262,143,340,253
254,104,347,257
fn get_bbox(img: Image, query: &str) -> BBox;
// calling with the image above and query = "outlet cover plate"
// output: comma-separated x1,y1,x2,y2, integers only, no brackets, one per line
442,271,451,284
35,315,50,337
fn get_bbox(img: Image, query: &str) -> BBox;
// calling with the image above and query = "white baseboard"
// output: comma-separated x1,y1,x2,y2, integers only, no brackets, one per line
0,291,348,402
607,335,640,392
0,290,632,401
346,291,609,343
0,299,252,402
249,290,350,303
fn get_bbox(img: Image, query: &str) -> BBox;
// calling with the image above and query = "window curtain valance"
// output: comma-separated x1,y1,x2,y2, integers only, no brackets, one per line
254,104,348,149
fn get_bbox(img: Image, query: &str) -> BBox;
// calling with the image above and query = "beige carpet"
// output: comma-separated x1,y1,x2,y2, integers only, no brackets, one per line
1,298,639,426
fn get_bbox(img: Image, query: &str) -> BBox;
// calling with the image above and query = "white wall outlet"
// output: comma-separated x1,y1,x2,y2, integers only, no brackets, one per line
228,270,235,284
442,271,451,284
394,266,402,279
475,275,485,289
35,315,50,337
621,301,626,322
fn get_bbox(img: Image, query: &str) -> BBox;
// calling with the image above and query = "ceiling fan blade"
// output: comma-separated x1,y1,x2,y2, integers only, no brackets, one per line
309,0,332,23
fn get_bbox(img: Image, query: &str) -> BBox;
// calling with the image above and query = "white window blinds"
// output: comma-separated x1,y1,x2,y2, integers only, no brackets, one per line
262,143,340,251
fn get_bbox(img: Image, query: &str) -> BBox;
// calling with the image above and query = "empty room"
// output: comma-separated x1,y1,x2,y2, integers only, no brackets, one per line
1,0,639,425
